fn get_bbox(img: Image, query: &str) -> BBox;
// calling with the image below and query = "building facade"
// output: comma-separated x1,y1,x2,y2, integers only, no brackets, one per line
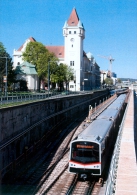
101,70,117,86
13,8,100,91
15,61,39,91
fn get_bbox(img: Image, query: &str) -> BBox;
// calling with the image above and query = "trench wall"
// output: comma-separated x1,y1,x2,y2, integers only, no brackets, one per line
0,90,109,176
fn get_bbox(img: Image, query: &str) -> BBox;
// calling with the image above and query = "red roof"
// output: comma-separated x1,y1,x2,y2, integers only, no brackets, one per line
17,37,36,51
67,8,79,26
17,37,64,59
46,46,64,58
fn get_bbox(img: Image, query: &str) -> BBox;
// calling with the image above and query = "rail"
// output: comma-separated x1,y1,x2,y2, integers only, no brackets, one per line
105,91,131,195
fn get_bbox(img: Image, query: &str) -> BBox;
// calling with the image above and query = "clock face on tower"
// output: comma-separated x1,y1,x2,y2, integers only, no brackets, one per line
70,38,74,42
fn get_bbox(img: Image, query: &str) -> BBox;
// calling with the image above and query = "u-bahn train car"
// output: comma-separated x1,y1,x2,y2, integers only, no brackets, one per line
69,94,126,179
110,88,127,96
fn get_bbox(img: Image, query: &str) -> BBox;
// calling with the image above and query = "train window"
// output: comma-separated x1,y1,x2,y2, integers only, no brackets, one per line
71,141,99,163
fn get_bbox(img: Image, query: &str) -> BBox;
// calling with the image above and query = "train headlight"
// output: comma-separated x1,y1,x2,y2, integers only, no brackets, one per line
94,165,99,168
70,164,76,166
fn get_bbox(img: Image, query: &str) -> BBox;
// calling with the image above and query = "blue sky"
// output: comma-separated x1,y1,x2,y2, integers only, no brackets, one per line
0,0,137,79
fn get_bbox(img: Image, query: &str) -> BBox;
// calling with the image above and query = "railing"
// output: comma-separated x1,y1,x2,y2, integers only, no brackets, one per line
0,91,73,108
0,89,106,108
105,91,131,195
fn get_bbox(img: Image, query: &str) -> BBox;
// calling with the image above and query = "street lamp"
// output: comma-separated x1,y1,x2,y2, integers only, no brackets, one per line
0,57,8,96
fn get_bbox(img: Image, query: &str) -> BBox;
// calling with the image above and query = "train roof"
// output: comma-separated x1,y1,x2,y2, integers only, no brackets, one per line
97,108,119,120
74,94,126,144
77,119,112,143
97,94,126,119
109,95,126,109
108,102,123,110
117,94,126,99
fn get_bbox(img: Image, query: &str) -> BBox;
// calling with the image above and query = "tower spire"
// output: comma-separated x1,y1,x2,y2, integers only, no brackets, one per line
67,8,79,26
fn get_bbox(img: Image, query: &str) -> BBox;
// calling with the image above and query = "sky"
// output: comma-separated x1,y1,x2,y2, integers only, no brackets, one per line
0,0,137,79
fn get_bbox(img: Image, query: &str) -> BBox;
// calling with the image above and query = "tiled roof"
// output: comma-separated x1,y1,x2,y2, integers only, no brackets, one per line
67,8,79,26
17,37,36,51
15,61,37,75
46,46,64,58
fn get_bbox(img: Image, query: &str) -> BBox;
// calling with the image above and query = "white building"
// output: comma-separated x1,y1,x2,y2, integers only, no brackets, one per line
13,8,100,91
101,70,117,86
15,61,39,91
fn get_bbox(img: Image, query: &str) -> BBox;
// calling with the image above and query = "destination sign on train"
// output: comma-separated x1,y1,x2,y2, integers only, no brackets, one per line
77,145,94,149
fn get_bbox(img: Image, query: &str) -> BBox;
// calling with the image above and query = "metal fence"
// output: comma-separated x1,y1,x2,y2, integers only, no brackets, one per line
105,91,131,195
0,90,99,108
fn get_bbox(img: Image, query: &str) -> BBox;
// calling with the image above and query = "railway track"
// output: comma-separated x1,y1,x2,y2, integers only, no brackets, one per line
1,94,118,195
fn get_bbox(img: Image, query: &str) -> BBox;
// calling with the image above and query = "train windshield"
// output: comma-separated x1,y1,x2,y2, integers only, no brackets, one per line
71,141,99,163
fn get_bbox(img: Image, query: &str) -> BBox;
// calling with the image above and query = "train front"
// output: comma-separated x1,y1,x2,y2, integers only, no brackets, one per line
69,140,101,178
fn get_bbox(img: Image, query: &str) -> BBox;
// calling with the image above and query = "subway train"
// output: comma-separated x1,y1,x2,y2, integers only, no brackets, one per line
110,88,127,96
69,94,126,179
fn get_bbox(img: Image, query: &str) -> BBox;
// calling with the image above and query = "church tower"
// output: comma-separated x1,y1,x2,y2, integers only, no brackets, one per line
63,8,85,91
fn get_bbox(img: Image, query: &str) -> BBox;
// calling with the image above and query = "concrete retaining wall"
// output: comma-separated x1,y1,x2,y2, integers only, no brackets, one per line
0,90,109,177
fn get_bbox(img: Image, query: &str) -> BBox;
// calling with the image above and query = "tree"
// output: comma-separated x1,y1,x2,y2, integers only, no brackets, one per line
104,77,113,86
64,65,74,91
23,41,58,89
0,42,16,92
50,63,74,91
117,78,122,83
51,63,66,91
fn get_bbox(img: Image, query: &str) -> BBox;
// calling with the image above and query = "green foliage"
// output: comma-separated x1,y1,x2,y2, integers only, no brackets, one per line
16,80,28,91
0,42,6,81
50,63,74,91
8,67,17,87
117,78,122,83
22,41,58,80
104,77,113,85
0,42,16,91
23,42,74,91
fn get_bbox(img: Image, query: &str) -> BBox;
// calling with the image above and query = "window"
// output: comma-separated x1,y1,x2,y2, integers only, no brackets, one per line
17,62,20,65
74,31,76,34
71,141,99,163
70,61,74,66
69,31,71,34
70,85,74,88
